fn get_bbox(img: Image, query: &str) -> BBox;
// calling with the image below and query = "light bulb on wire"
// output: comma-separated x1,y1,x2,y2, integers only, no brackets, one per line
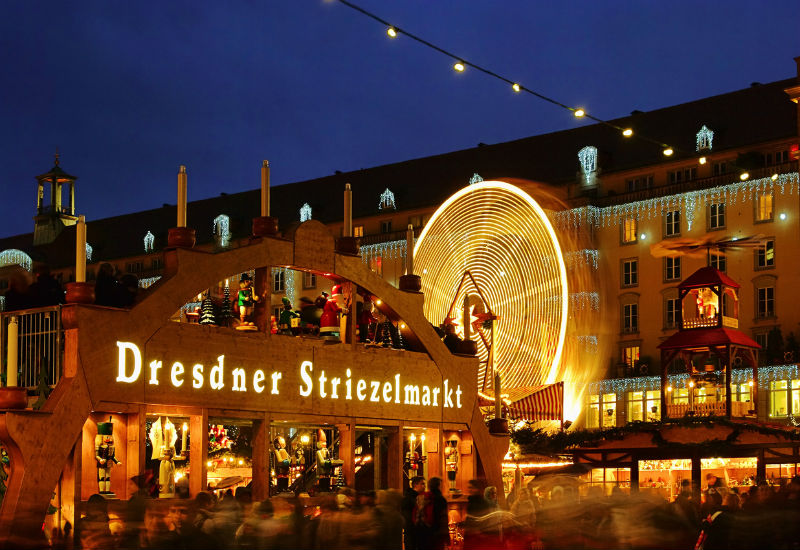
622,128,633,137
386,27,397,38
573,108,585,118
512,83,521,93
453,61,465,72
663,147,674,156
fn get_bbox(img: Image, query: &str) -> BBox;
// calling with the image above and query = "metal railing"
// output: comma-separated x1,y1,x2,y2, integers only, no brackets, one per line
667,400,751,418
0,306,63,388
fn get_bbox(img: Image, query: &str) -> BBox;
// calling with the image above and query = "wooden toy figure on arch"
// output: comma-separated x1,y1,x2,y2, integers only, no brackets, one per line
0,218,509,546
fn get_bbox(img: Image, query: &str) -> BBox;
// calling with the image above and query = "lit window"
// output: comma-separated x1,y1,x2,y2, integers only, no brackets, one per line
664,210,680,237
300,203,312,222
622,345,639,367
623,304,638,333
353,225,364,238
628,391,644,422
709,203,725,230
756,193,774,222
622,259,638,287
622,217,637,244
696,125,714,152
664,257,681,281
756,240,775,269
770,380,789,417
213,214,230,248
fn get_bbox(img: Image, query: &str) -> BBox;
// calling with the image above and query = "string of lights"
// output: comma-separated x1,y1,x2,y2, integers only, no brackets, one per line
334,0,678,154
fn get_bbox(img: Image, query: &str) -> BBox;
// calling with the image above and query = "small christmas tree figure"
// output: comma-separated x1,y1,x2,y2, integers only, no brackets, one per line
200,292,216,325
219,285,233,327
396,324,406,350
0,447,9,506
32,360,53,411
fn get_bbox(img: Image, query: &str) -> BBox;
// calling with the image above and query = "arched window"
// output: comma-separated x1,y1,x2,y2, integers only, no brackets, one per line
578,146,598,182
213,214,231,247
300,203,312,222
144,231,155,253
379,188,396,211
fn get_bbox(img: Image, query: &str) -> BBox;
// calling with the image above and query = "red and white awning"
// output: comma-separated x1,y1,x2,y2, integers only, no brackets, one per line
479,381,564,421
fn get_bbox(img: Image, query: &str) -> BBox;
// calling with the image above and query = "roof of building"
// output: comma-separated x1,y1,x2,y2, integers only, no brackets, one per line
680,266,741,290
1,77,797,269
657,327,761,350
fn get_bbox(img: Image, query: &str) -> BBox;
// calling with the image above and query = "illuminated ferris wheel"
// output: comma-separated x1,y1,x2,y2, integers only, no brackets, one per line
414,181,568,390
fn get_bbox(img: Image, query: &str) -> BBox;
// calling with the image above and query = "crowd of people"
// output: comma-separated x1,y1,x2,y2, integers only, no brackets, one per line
61,473,800,550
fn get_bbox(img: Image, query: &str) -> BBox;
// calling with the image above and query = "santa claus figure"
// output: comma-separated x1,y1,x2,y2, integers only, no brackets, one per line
320,285,344,341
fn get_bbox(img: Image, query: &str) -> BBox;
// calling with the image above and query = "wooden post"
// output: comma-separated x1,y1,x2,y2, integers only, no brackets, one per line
756,449,766,484
127,406,146,499
725,352,733,418
189,410,208,496
336,422,355,488
630,457,640,493
691,455,702,502
425,428,441,479
254,267,271,334
386,427,403,490
660,352,668,422
251,415,269,500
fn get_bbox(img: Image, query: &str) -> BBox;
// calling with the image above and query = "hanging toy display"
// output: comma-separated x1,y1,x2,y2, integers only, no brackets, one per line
95,417,121,495
319,285,344,341
236,273,258,331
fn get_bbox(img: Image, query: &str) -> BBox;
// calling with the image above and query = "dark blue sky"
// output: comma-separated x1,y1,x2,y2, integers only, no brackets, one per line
1,1,797,237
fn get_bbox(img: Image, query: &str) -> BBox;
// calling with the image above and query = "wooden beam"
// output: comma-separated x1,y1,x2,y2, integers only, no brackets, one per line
189,409,208,497
251,414,269,501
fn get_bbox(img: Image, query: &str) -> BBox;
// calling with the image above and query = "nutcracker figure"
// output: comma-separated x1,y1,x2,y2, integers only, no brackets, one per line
278,297,299,335
274,436,291,492
95,418,121,495
237,273,258,328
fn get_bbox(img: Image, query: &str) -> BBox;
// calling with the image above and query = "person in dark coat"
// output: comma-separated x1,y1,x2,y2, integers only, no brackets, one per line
29,265,64,306
402,476,426,550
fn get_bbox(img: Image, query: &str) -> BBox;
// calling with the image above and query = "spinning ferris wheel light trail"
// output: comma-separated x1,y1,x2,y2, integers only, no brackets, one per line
414,181,569,390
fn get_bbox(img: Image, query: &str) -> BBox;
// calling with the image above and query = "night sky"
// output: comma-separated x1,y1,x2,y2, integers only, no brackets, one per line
1,1,797,238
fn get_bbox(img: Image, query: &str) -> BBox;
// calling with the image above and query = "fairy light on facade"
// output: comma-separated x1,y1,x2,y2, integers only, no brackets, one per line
299,203,312,222
696,125,714,151
85,243,93,263
379,188,396,210
213,214,231,248
144,231,155,253
469,173,484,185
414,180,568,390
0,249,33,272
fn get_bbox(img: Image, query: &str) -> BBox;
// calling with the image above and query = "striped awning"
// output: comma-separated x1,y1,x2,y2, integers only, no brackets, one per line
478,382,564,421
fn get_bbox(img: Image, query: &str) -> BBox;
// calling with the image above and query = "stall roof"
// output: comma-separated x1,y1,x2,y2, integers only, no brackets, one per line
658,327,760,350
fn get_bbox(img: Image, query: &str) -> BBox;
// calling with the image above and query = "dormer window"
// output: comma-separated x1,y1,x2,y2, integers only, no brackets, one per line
85,243,93,263
578,146,597,184
300,203,312,222
696,125,714,152
379,188,396,211
144,231,155,253
213,214,230,248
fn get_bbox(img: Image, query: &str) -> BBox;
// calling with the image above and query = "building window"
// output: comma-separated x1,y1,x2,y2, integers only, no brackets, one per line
126,261,143,274
668,168,697,184
765,151,789,166
757,286,775,318
587,393,617,429
756,192,774,222
213,214,231,248
578,146,598,185
665,297,680,329
353,225,364,238
380,220,392,234
627,390,660,422
273,269,285,293
709,203,725,230
621,217,637,244
754,332,769,350
622,304,638,333
369,256,383,276
379,188,397,211
622,345,639,368
769,380,792,417
625,175,653,192
273,307,282,322
299,203,312,222
696,125,714,152
408,215,424,228
756,240,775,269
664,210,680,237
710,253,726,272
664,257,681,281
303,272,316,289
713,162,728,176
621,259,638,287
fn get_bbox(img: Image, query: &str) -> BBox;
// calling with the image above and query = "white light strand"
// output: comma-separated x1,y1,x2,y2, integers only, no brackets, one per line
578,146,598,184
469,173,484,185
85,243,93,263
360,239,407,264
551,172,799,230
379,188,396,210
576,335,598,353
213,214,231,248
143,231,155,254
0,249,33,272
0,295,5,311
139,276,162,289
564,249,599,270
696,125,714,152
299,203,312,222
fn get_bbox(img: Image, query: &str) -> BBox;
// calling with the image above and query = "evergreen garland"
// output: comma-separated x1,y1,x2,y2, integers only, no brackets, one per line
511,416,800,457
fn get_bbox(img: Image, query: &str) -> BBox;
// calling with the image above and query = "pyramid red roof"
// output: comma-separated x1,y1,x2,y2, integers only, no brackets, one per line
679,266,740,290
658,327,760,350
